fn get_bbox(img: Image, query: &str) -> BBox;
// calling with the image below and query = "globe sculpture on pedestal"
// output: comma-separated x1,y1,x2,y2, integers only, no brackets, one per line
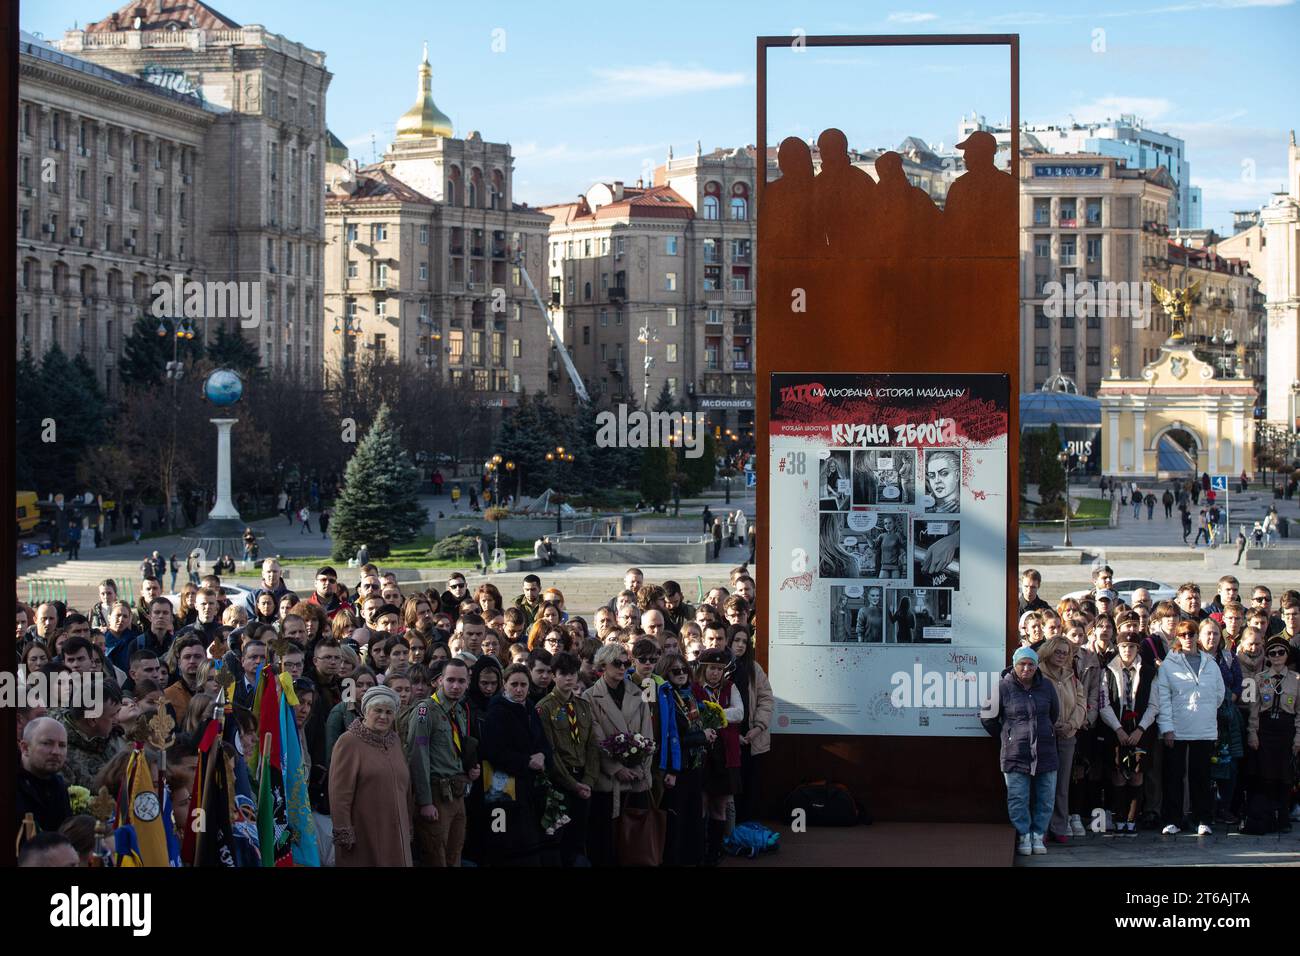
204,368,244,407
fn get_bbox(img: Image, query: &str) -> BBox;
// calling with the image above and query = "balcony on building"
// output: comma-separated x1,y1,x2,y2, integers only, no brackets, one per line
608,285,626,303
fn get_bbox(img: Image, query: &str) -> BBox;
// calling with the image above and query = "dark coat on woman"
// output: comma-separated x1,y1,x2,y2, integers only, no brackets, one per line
981,667,1061,775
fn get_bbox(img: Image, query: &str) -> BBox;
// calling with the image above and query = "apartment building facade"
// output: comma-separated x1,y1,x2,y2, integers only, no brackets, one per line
58,0,332,384
322,48,552,402
16,32,215,398
1021,153,1176,395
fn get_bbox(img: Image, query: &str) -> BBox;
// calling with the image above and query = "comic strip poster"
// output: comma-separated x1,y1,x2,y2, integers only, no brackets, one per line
769,373,1010,736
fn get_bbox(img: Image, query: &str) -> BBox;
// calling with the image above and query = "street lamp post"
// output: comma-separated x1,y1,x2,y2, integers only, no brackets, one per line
157,316,195,531
638,325,658,408
1058,449,1073,547
545,445,575,534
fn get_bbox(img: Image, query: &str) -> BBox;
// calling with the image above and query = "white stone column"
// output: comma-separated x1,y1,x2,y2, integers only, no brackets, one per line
1233,407,1247,475
1133,409,1147,475
1206,407,1220,475
207,418,242,520
1108,408,1121,474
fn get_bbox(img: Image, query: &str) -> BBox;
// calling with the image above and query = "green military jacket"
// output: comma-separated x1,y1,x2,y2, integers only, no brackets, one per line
406,693,474,806
513,595,541,626
53,709,129,790
536,688,600,794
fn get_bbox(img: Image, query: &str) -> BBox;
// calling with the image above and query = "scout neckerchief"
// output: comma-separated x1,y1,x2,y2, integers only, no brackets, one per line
432,692,462,756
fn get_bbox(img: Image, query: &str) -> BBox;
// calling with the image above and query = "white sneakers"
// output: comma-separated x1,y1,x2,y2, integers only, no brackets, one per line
1162,824,1181,835
1017,833,1032,856
1069,814,1086,837
1030,832,1047,855
1197,824,1213,836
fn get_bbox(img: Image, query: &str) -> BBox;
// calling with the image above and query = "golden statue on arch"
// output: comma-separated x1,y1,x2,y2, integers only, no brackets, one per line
1151,280,1201,343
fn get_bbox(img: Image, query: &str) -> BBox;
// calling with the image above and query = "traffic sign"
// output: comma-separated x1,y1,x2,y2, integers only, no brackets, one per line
746,471,757,489
1210,475,1228,491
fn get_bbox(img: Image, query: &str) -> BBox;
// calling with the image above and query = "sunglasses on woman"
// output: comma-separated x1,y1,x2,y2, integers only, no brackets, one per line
668,667,688,676
636,655,659,665
608,659,629,669
1267,649,1288,657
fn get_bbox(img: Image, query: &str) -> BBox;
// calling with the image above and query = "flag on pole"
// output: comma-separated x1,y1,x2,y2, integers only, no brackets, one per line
255,664,294,867
278,671,320,866
116,747,170,867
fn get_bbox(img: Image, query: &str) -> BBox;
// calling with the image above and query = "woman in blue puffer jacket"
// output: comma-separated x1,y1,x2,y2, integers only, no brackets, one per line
982,646,1060,856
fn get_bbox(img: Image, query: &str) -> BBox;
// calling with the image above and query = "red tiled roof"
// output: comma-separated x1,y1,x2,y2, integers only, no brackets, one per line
326,166,433,205
1166,240,1251,277
85,1,240,33
541,184,694,222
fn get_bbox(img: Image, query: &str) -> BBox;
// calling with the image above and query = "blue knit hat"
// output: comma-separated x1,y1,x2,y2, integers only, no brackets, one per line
1012,646,1039,665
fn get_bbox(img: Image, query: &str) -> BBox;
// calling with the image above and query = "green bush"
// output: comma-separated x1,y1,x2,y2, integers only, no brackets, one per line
428,526,516,561
1034,499,1066,520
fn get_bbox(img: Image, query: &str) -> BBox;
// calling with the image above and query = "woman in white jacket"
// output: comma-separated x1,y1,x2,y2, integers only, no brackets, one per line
1154,620,1226,836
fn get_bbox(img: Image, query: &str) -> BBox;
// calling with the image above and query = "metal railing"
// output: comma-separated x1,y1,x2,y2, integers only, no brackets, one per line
26,578,68,605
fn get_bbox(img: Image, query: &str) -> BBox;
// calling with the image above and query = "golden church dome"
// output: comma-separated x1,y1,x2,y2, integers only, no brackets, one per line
396,43,453,140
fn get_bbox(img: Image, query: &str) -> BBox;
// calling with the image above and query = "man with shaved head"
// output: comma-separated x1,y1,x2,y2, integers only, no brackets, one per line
17,717,72,832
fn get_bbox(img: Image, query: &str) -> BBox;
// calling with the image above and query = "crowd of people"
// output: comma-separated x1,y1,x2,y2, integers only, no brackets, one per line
987,565,1300,856
15,557,772,868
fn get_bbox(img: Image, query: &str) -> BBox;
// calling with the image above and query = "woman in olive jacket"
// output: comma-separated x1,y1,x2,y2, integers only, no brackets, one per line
728,628,773,822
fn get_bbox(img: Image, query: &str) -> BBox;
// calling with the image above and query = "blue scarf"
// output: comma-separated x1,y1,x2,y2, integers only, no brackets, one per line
657,681,683,772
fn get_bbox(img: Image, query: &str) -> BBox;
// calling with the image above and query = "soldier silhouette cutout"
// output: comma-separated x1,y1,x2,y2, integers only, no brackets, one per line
942,130,1016,257
762,136,817,259
871,150,941,257
813,128,874,255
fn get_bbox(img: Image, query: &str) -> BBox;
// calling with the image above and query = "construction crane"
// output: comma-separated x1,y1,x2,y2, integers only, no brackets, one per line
513,252,591,403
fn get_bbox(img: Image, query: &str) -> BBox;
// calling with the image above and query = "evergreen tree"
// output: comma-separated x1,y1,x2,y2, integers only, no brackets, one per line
329,404,427,559
119,315,203,391
207,324,263,379
14,346,42,490
653,380,676,413
21,345,108,496
679,429,718,496
640,446,673,506
1035,423,1067,518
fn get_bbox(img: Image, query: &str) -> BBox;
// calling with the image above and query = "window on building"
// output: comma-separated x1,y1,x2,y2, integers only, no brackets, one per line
346,224,358,242
449,329,464,363
1086,237,1102,263
666,236,678,255
600,237,609,255
730,197,748,220
666,343,678,363
584,281,592,301
347,260,358,278
1087,348,1100,366
1034,348,1048,366
512,338,521,358
1061,347,1075,367
600,309,608,327
666,272,677,291
567,276,575,297
616,236,625,255
419,262,428,280
1034,309,1049,329
702,195,719,220
419,225,428,245
1034,236,1050,259
584,239,592,257
667,307,678,327
1086,314,1100,329
371,223,388,242
1062,314,1075,330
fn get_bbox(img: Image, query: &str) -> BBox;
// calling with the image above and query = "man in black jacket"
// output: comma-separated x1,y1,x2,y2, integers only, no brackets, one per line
176,587,224,652
16,717,73,833
440,573,468,623
137,597,176,657
1017,569,1051,617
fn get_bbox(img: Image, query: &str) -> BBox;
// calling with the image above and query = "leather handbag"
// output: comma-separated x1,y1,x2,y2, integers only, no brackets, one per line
614,806,667,866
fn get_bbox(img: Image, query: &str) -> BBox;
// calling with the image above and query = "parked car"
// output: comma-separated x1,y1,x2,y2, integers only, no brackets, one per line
1062,578,1178,606
165,583,253,613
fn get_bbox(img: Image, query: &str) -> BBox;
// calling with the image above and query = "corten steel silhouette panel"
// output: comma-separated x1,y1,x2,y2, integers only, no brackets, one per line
755,35,1020,822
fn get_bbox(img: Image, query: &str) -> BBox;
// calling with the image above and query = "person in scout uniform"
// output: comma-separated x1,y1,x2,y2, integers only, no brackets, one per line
407,657,479,866
1243,635,1300,833
538,651,600,866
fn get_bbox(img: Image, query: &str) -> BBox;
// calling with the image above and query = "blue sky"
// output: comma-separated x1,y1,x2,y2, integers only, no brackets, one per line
24,0,1299,232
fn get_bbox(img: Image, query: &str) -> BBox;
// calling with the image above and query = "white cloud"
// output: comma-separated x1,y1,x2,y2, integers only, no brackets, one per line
1066,96,1175,123
591,63,746,96
887,11,939,22
1193,174,1285,205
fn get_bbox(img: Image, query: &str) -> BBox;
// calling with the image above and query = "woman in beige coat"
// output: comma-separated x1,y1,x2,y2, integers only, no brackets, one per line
1037,635,1086,843
582,642,654,866
328,685,414,867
